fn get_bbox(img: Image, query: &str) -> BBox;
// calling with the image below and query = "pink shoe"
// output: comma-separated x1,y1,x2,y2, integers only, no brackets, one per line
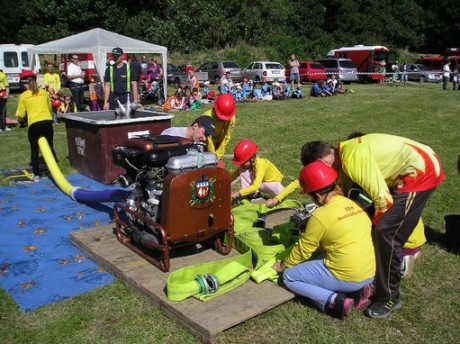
328,293,355,320
354,283,375,310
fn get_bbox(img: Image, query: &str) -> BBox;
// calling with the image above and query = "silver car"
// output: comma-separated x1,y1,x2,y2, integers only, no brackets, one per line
403,63,441,83
314,58,359,83
196,61,244,84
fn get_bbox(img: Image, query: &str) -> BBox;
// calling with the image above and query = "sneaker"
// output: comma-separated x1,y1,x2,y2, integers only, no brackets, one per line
365,299,401,319
353,283,375,310
400,255,415,279
328,293,354,320
4,127,11,131
32,175,41,183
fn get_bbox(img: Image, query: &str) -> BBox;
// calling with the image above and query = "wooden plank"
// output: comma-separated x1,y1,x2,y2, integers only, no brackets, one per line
70,224,294,344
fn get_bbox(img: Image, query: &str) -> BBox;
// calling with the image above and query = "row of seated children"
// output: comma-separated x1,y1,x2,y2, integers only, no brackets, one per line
220,78,304,102
310,76,346,97
163,86,202,111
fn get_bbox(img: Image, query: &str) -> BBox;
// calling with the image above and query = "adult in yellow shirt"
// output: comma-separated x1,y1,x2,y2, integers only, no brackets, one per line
300,134,444,319
16,70,58,182
0,69,11,132
43,63,62,124
203,93,236,168
230,139,284,199
273,161,375,320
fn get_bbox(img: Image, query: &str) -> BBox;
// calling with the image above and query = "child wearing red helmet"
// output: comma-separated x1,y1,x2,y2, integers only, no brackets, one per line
203,93,236,167
272,161,375,320
230,139,284,200
16,70,58,182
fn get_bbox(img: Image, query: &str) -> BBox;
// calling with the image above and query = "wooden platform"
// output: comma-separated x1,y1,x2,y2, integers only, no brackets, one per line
70,224,294,343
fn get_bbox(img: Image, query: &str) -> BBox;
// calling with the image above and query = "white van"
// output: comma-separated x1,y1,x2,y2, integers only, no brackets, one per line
0,44,40,90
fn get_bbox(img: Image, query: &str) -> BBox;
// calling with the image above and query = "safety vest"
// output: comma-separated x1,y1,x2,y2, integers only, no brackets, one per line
109,62,131,93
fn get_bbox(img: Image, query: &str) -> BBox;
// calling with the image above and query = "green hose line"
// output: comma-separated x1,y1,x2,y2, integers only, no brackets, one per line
166,250,253,302
166,200,304,302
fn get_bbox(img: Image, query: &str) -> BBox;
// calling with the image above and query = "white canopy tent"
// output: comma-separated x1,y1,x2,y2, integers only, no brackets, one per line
28,28,168,99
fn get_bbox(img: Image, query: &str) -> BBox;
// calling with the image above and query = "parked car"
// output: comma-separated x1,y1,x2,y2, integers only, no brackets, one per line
403,63,441,83
243,61,285,83
314,58,359,83
196,61,244,84
285,61,327,83
166,63,208,87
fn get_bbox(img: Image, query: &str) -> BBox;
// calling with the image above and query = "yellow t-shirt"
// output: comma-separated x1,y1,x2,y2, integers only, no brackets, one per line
230,157,283,196
0,71,9,90
284,195,375,283
203,109,235,160
43,72,61,93
16,89,52,126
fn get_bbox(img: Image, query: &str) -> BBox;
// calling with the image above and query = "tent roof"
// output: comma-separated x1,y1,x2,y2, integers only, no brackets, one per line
28,27,167,54
28,28,168,99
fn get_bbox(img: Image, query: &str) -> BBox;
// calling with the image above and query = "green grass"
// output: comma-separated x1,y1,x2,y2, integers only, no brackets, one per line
1,81,459,344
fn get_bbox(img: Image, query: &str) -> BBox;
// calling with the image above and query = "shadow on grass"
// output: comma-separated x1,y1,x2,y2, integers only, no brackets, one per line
425,224,460,255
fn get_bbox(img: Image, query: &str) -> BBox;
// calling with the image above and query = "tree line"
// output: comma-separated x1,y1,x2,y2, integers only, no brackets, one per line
1,0,458,61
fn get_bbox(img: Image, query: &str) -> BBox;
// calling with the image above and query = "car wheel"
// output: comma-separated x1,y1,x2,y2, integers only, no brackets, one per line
255,76,261,83
420,75,426,83
175,78,181,88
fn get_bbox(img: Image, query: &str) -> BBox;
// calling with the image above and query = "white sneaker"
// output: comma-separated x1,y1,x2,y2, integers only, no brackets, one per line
32,175,41,183
4,127,11,131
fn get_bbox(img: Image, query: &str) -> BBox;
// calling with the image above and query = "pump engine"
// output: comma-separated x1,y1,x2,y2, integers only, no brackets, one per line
112,135,234,271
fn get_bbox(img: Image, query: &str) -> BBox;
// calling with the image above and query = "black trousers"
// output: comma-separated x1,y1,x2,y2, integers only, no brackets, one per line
0,97,7,130
28,120,57,175
373,188,436,302
69,82,85,111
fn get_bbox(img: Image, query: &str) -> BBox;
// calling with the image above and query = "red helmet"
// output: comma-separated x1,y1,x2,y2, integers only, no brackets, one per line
299,161,338,194
52,99,62,108
19,70,37,80
214,93,236,121
232,139,258,165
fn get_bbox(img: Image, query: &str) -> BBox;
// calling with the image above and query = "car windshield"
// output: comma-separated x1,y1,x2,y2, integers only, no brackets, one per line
266,63,283,69
311,63,324,70
416,64,430,71
340,60,357,68
223,61,240,68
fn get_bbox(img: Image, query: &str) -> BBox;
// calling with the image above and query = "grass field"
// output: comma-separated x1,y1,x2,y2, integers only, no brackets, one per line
1,81,459,344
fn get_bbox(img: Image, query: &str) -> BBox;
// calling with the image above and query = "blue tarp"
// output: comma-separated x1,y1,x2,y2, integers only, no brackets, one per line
0,174,119,311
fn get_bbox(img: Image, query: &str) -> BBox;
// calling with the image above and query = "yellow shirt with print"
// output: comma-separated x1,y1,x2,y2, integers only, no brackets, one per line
284,195,375,283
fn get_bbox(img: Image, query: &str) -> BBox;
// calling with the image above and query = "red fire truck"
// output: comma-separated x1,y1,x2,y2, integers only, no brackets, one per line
416,48,460,71
327,45,397,82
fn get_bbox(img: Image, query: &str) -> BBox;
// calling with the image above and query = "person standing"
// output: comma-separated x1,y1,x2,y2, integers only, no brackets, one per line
16,70,58,182
0,68,11,132
43,63,62,123
289,54,301,90
103,47,139,110
400,63,408,86
442,60,451,90
66,54,86,111
300,134,444,318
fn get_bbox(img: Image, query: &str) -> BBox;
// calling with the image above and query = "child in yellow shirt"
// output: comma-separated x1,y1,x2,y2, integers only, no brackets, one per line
230,139,284,200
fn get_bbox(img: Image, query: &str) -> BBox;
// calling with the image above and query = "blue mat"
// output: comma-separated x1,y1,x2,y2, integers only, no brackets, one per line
0,174,122,312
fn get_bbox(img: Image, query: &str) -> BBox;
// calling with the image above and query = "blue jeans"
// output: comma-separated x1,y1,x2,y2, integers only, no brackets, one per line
283,259,373,312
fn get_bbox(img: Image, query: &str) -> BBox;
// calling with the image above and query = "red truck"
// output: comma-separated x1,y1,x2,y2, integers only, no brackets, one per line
327,45,396,82
416,48,460,71
59,52,128,85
